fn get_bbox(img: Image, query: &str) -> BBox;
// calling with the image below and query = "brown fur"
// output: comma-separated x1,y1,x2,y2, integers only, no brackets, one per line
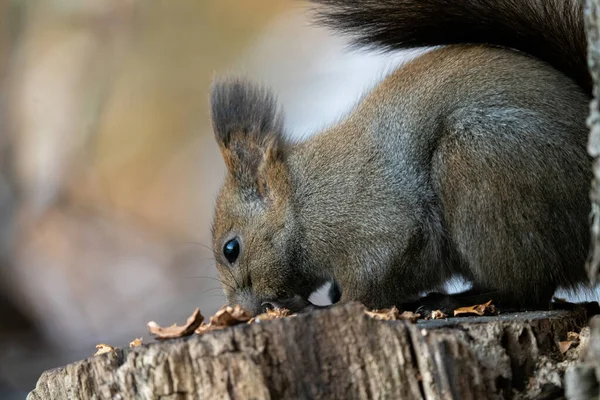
210,0,592,315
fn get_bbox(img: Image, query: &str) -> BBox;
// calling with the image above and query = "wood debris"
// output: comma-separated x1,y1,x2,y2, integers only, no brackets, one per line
93,344,117,356
147,308,204,340
147,303,427,343
250,307,295,323
453,300,498,317
209,305,252,326
195,322,223,335
559,341,575,354
430,310,447,320
365,307,420,322
195,305,254,335
559,331,581,354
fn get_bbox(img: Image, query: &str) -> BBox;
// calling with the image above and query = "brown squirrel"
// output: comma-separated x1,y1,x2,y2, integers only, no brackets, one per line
209,0,594,316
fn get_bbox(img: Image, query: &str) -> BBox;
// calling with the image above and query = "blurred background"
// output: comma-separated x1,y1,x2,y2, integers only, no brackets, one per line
0,0,415,396
0,0,597,397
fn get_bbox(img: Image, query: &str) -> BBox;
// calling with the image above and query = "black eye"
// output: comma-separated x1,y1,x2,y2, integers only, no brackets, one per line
223,238,240,264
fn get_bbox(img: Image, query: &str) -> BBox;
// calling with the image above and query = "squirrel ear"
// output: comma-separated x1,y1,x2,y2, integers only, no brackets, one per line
210,78,286,198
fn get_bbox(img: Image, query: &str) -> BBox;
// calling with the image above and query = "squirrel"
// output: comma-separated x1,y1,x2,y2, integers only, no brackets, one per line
209,0,594,316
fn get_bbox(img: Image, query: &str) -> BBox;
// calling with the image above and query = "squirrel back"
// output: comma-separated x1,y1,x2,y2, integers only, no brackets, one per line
310,0,590,95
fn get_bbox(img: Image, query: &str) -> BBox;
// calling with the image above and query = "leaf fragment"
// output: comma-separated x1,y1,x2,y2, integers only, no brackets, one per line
559,341,575,354
147,308,204,340
94,344,117,356
430,310,447,320
195,305,254,335
250,307,295,323
365,307,420,322
453,300,498,317
209,305,253,327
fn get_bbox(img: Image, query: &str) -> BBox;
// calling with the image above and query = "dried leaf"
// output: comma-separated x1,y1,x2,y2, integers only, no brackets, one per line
266,307,293,318
365,307,420,322
195,322,224,335
453,300,498,317
193,305,295,335
194,305,253,335
399,311,421,322
557,332,581,354
209,305,252,327
250,307,295,323
147,308,204,340
431,310,447,320
559,341,575,354
129,338,143,348
365,307,400,321
94,344,117,356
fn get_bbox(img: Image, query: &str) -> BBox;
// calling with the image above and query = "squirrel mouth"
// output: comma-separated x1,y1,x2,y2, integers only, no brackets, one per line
262,295,336,315
259,282,341,314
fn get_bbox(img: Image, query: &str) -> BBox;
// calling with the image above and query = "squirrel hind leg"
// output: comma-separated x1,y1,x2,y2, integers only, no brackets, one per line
431,106,589,312
408,288,555,317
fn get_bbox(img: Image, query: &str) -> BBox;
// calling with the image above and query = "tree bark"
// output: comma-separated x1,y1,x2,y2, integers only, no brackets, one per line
27,302,593,400
564,316,600,399
586,0,600,284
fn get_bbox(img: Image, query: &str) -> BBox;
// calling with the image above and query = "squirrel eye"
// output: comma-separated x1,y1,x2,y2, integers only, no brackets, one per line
223,238,240,264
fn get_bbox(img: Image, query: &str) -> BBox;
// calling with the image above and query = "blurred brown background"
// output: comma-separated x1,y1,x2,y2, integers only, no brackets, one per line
2,1,596,397
0,0,416,396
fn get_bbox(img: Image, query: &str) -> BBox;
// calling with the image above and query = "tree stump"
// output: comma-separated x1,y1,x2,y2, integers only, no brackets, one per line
27,302,595,400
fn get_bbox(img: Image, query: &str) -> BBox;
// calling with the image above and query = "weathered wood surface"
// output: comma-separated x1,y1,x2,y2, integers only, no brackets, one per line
557,2,600,397
586,0,600,284
564,316,600,400
27,302,592,400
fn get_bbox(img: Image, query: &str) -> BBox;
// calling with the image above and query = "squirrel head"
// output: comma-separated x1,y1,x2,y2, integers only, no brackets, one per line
210,79,321,315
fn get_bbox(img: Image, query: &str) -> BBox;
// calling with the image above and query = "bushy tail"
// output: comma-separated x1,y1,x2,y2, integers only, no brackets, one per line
309,0,590,94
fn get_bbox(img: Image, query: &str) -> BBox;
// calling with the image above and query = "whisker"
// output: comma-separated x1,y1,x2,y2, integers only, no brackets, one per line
198,287,227,297
179,242,246,292
201,293,227,301
182,275,220,281
185,276,235,291
224,264,244,289
178,241,215,252
186,264,216,271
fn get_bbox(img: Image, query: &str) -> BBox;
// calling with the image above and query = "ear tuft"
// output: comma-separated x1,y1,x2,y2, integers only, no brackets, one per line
210,78,283,148
210,78,287,197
